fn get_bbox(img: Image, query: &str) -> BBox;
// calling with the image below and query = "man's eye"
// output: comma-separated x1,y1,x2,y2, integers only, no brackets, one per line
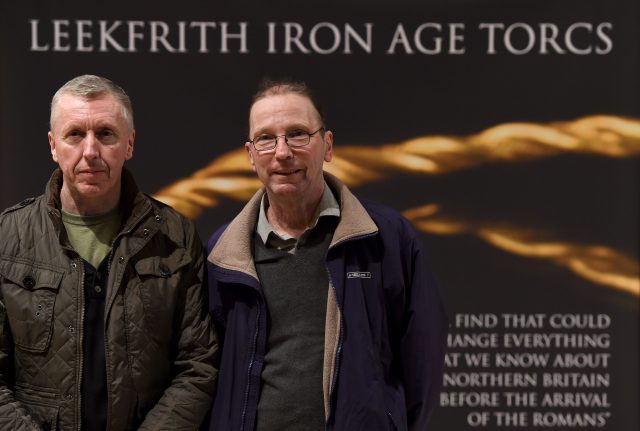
255,135,275,143
65,130,83,141
98,129,119,144
287,129,307,138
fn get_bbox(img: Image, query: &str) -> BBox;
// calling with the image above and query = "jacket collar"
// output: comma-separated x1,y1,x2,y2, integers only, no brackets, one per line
208,172,378,280
45,168,151,242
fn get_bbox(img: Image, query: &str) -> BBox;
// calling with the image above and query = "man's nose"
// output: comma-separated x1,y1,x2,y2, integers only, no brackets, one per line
274,136,293,160
83,132,100,159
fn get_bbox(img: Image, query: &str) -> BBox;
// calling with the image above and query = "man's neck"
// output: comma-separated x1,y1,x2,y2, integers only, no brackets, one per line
265,187,324,239
60,186,121,217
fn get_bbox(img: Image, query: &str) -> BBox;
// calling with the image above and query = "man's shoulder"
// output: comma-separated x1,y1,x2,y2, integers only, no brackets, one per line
357,196,416,234
1,198,35,217
142,194,203,242
346,195,424,254
145,194,191,223
358,197,401,218
0,196,46,255
206,189,262,254
206,223,231,254
1,196,39,217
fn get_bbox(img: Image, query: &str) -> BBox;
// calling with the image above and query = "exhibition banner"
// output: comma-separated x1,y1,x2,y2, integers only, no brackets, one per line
1,1,638,429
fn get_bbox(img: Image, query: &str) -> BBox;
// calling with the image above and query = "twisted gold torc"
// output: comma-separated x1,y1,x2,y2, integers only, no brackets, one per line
153,115,640,295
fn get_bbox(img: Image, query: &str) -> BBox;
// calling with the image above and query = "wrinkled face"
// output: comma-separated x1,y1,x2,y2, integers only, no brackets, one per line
48,93,134,203
246,93,333,201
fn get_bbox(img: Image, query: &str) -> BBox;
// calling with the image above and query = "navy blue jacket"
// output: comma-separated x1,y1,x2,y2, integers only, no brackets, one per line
205,174,448,431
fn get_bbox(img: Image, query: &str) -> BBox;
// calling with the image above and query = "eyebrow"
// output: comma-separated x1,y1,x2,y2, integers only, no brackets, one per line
252,123,314,136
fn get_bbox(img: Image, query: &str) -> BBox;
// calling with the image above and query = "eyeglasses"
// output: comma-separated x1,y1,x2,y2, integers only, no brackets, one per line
248,127,325,152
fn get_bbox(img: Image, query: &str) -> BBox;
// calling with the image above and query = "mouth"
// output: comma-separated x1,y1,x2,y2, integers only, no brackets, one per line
274,169,303,176
78,169,106,176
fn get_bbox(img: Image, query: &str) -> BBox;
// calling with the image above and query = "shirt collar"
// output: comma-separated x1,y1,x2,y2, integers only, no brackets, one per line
256,182,340,246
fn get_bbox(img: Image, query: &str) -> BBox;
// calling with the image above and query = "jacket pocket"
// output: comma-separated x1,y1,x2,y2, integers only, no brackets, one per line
133,248,192,279
14,382,60,430
130,248,192,342
0,258,62,352
387,411,398,431
135,388,165,425
384,386,408,431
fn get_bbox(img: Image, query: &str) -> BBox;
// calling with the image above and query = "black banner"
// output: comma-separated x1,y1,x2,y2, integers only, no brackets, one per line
2,1,638,429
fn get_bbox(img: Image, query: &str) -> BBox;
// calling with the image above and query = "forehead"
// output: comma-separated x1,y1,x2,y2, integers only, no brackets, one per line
53,93,125,128
249,93,321,133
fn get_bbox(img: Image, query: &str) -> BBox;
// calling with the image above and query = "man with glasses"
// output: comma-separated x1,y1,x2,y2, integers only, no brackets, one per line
205,79,448,431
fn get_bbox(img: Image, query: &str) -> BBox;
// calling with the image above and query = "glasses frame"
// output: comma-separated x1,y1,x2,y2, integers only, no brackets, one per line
248,127,325,152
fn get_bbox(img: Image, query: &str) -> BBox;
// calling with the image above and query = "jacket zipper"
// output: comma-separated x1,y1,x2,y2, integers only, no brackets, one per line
102,208,151,429
240,298,262,431
50,209,85,431
324,263,342,429
102,246,116,430
325,231,378,429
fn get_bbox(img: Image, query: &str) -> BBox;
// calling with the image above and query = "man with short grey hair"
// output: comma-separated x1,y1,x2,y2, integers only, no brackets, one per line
0,74,218,430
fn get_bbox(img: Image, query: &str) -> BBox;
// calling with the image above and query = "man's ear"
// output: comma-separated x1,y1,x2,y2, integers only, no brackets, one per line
48,131,58,162
245,142,256,172
126,129,135,160
323,130,333,162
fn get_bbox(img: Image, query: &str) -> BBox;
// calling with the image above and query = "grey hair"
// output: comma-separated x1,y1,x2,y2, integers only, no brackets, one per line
250,78,326,128
50,74,134,130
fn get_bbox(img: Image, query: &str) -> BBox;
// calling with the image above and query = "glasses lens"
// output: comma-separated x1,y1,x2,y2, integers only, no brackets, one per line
254,135,276,151
286,130,310,147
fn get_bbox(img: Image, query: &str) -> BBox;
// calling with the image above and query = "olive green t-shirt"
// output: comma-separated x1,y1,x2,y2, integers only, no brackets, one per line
61,207,123,268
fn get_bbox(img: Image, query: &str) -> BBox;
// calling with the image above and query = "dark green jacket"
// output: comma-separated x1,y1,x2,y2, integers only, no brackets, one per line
0,169,218,430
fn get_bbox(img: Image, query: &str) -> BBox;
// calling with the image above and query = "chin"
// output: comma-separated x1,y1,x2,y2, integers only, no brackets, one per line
77,184,109,197
268,183,305,197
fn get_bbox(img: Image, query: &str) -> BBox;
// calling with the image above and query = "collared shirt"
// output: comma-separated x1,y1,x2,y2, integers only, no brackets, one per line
256,183,340,253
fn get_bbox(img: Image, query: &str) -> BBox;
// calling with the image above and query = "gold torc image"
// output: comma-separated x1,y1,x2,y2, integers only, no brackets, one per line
154,115,640,296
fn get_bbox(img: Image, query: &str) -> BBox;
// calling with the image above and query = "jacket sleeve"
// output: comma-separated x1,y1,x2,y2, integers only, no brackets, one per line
0,294,42,430
205,226,228,345
138,219,219,431
400,229,449,431
0,212,43,431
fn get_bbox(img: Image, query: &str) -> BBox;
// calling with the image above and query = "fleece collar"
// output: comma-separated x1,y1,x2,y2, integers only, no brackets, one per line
207,172,378,279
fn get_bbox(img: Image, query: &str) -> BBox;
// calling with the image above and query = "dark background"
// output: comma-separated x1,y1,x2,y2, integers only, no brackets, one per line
1,1,638,429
